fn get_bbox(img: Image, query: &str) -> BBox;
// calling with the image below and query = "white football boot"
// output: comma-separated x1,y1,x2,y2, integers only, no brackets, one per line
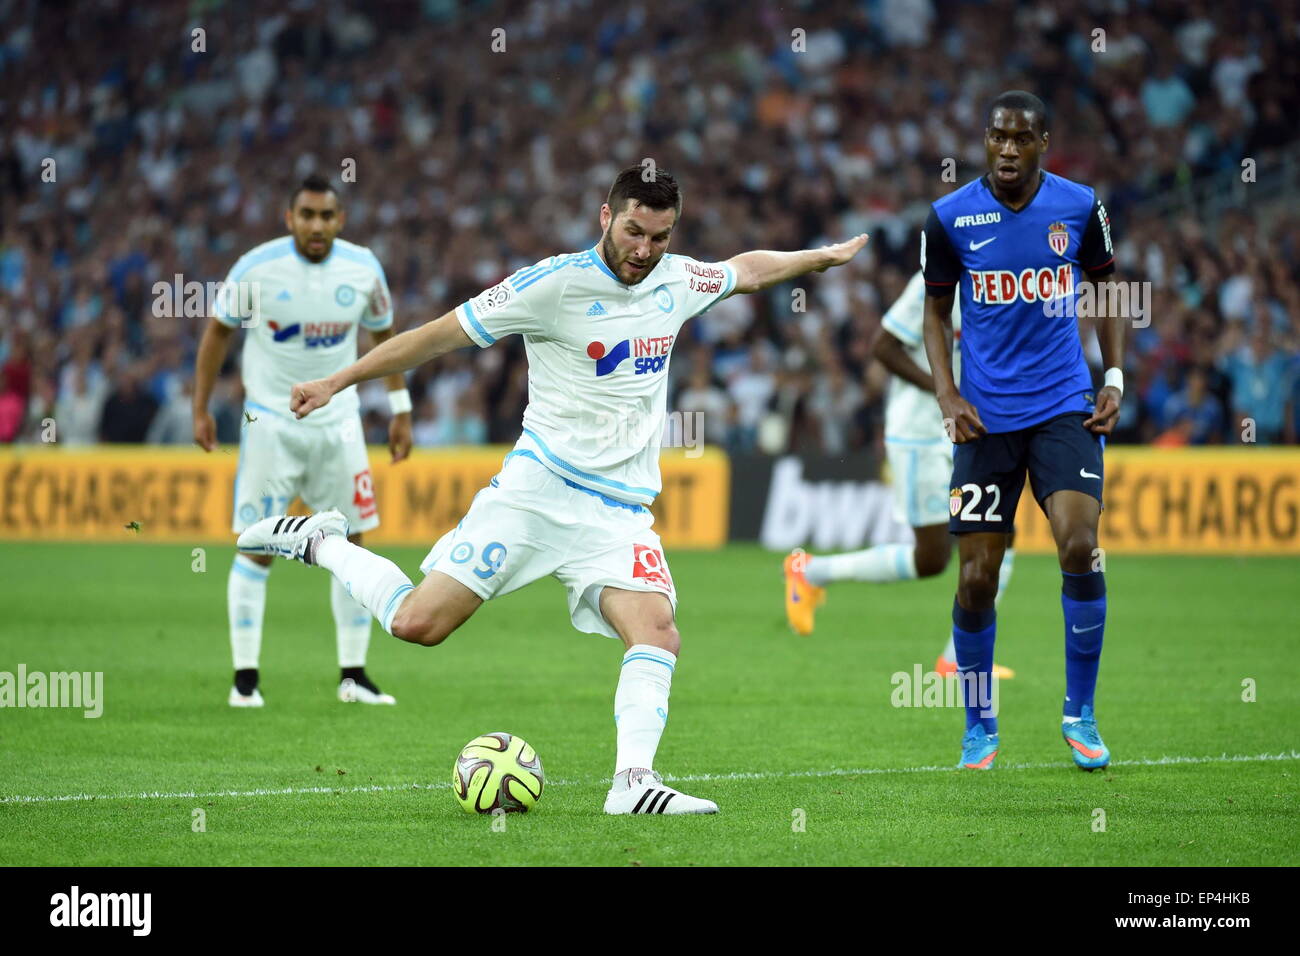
338,676,397,705
228,687,265,708
236,509,348,564
603,768,718,815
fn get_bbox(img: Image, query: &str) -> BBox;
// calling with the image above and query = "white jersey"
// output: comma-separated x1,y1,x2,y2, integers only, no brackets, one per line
456,247,737,506
214,235,393,427
880,269,961,443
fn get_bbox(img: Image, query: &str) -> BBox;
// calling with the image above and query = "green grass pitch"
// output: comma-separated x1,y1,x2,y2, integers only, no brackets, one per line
1,542,1296,866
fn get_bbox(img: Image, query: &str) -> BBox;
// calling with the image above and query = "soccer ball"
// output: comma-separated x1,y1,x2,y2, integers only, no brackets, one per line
451,732,544,814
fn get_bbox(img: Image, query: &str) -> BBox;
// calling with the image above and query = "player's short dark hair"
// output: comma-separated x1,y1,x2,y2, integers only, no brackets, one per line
986,90,1049,137
606,165,682,219
289,174,338,207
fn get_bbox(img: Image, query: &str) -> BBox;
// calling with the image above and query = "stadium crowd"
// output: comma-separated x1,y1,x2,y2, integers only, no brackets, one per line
2,0,1299,452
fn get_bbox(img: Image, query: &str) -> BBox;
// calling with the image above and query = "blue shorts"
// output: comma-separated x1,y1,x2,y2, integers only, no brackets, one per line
948,412,1104,534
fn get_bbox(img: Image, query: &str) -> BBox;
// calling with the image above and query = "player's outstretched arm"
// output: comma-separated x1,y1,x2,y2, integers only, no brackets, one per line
922,290,985,443
290,309,473,420
726,234,869,295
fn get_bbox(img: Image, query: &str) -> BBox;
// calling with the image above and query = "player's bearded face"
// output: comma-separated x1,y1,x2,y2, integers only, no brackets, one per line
287,191,344,262
601,203,676,285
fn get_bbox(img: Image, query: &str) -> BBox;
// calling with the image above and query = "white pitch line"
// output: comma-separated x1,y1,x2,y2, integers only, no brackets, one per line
2,750,1296,806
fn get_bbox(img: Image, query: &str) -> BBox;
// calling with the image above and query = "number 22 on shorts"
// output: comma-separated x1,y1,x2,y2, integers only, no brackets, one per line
950,483,1004,522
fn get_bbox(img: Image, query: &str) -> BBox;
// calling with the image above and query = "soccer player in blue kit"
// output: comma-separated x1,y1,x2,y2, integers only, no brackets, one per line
921,91,1125,771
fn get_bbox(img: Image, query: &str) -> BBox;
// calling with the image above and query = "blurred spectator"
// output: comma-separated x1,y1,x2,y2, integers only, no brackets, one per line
1221,326,1294,444
54,362,109,445
727,345,777,453
674,363,730,447
146,379,197,444
98,367,157,443
1161,367,1225,445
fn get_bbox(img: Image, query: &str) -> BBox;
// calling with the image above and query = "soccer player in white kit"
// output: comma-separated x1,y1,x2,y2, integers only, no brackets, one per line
237,166,869,814
193,175,412,708
783,270,1015,677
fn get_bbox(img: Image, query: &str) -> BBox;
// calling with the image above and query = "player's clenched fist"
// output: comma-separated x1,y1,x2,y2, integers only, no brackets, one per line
937,390,987,443
290,378,335,419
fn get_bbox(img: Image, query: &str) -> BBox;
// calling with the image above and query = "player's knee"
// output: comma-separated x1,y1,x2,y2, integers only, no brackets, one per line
1056,527,1098,570
390,605,452,647
957,555,1000,606
637,616,680,657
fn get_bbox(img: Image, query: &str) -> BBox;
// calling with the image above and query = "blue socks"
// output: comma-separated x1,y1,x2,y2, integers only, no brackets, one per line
952,600,997,735
1062,570,1106,719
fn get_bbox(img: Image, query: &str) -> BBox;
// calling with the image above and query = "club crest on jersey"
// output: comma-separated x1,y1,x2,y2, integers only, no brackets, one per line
588,335,674,376
1048,221,1070,257
335,284,356,306
652,283,674,313
950,488,963,516
268,321,301,342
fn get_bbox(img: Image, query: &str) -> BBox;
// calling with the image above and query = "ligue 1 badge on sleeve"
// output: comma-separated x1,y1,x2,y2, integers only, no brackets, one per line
1048,221,1070,257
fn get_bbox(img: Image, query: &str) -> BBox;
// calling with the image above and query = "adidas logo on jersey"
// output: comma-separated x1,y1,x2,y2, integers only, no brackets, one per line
586,301,607,316
275,289,292,301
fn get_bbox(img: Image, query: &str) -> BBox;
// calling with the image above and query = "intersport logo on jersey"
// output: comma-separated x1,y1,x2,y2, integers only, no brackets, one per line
267,320,351,347
587,334,674,376
968,265,1075,305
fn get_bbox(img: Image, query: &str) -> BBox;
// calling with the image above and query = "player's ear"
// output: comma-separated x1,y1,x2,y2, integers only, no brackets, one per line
284,206,295,232
336,208,346,232
1040,131,1049,153
599,202,611,232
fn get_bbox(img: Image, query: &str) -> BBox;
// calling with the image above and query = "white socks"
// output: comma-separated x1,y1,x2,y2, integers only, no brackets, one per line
331,576,373,667
805,543,917,586
614,645,676,775
941,548,1015,662
315,536,414,635
228,554,269,670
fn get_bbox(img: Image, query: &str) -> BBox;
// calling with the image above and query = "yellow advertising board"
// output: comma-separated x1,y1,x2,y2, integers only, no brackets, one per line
0,445,730,550
1011,447,1300,554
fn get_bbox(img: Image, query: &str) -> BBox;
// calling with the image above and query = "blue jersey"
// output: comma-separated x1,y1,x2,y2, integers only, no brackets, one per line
921,171,1115,433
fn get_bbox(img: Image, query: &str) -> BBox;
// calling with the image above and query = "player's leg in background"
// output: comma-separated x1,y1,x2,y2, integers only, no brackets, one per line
802,535,932,585
331,531,400,703
228,551,272,705
228,414,303,707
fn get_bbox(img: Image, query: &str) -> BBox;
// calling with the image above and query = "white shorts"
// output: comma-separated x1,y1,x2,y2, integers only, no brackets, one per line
232,404,379,534
419,452,676,640
885,439,953,528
